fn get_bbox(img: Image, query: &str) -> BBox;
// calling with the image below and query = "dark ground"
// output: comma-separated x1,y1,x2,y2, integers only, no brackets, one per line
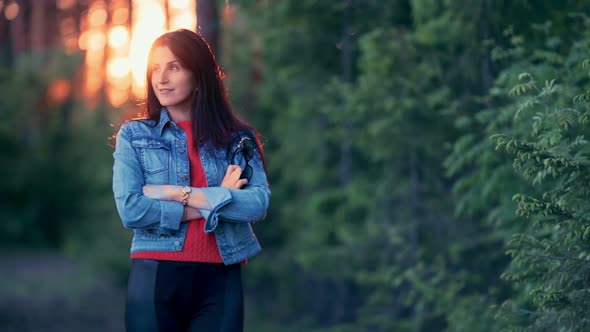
0,252,126,332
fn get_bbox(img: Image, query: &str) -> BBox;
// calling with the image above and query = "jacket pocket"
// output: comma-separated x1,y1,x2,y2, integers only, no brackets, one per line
134,226,183,240
217,222,257,250
132,138,171,175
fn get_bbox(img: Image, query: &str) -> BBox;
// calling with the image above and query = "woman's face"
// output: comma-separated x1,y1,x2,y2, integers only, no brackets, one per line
150,46,196,114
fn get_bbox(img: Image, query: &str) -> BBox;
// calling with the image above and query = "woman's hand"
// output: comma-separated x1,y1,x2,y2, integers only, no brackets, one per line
143,184,180,201
221,165,248,189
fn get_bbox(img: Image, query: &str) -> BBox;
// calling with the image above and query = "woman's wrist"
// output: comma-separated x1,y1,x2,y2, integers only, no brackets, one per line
148,185,210,210
163,185,197,204
156,185,184,202
182,206,203,221
179,185,190,205
166,185,183,202
187,187,212,210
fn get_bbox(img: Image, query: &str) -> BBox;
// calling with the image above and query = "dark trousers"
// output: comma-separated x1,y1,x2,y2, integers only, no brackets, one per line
125,259,244,332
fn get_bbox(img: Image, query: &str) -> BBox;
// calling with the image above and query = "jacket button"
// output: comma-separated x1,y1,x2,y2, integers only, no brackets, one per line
178,149,185,154
175,241,181,246
181,176,187,181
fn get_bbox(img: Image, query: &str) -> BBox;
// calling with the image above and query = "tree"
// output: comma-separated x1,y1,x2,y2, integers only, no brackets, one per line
196,0,219,55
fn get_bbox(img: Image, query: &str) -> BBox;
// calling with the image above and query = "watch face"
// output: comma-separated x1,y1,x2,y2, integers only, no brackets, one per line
182,186,191,193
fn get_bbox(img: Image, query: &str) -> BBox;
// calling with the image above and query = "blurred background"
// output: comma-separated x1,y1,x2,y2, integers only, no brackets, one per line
2,0,590,331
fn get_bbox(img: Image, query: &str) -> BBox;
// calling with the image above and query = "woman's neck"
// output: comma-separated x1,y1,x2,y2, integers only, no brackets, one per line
167,106,191,123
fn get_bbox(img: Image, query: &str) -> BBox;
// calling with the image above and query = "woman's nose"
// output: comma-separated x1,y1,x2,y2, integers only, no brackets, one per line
156,71,169,84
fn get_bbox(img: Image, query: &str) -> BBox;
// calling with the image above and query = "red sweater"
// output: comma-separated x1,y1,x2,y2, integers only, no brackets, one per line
131,121,224,263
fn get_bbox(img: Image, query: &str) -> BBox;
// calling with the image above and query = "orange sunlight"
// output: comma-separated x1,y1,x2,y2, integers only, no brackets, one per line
77,0,197,107
128,0,166,98
127,0,196,99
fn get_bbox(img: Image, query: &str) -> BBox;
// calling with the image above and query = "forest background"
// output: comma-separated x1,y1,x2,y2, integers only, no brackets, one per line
2,0,590,331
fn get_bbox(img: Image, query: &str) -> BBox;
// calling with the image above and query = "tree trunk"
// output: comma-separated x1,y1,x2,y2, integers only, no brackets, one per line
340,0,354,186
480,0,493,102
0,10,9,63
31,0,46,52
10,0,27,62
164,0,170,30
196,0,219,56
409,149,421,331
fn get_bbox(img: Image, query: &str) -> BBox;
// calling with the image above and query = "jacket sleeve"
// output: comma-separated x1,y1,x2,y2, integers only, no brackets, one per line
198,138,271,233
112,124,184,233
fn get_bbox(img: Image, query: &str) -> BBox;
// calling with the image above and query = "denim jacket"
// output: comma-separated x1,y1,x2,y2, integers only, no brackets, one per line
112,109,270,265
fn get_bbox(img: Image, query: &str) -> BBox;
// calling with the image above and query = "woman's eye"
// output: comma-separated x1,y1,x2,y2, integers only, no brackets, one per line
170,65,179,70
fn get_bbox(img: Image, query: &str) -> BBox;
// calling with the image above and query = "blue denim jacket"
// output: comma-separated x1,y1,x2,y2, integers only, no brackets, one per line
112,109,270,265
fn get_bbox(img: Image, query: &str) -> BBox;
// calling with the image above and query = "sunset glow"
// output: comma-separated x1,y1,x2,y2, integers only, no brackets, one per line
87,32,106,51
128,0,167,97
4,2,19,21
107,58,131,80
56,0,76,10
170,0,191,9
108,26,129,49
60,17,79,54
47,79,72,106
112,6,130,25
88,6,107,27
75,0,197,107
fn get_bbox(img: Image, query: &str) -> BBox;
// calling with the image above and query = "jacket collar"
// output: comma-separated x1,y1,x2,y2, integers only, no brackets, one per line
156,108,171,136
156,108,206,143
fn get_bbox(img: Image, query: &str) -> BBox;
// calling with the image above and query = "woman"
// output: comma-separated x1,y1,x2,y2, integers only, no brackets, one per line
112,29,270,332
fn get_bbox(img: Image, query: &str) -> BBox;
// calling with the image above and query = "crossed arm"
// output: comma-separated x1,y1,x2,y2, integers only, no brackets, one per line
143,165,248,218
113,125,265,232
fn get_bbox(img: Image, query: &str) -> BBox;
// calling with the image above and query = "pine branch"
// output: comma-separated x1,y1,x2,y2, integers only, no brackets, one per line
522,252,590,263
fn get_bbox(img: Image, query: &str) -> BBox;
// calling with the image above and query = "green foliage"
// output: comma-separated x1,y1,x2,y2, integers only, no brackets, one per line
0,50,128,280
449,7,590,330
0,52,80,248
230,0,590,331
492,60,590,331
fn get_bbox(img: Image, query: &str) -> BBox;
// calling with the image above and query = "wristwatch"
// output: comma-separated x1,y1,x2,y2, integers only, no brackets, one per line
181,185,191,206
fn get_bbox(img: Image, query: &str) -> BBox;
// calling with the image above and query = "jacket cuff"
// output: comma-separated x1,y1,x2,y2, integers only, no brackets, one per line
199,187,233,233
159,200,184,233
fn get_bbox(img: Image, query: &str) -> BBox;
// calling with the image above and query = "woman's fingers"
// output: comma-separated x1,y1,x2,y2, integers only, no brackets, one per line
225,164,241,176
236,179,248,188
221,165,243,188
221,165,249,189
226,165,242,180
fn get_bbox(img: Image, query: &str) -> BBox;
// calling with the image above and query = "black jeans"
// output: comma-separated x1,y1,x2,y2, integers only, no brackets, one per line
125,259,244,332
